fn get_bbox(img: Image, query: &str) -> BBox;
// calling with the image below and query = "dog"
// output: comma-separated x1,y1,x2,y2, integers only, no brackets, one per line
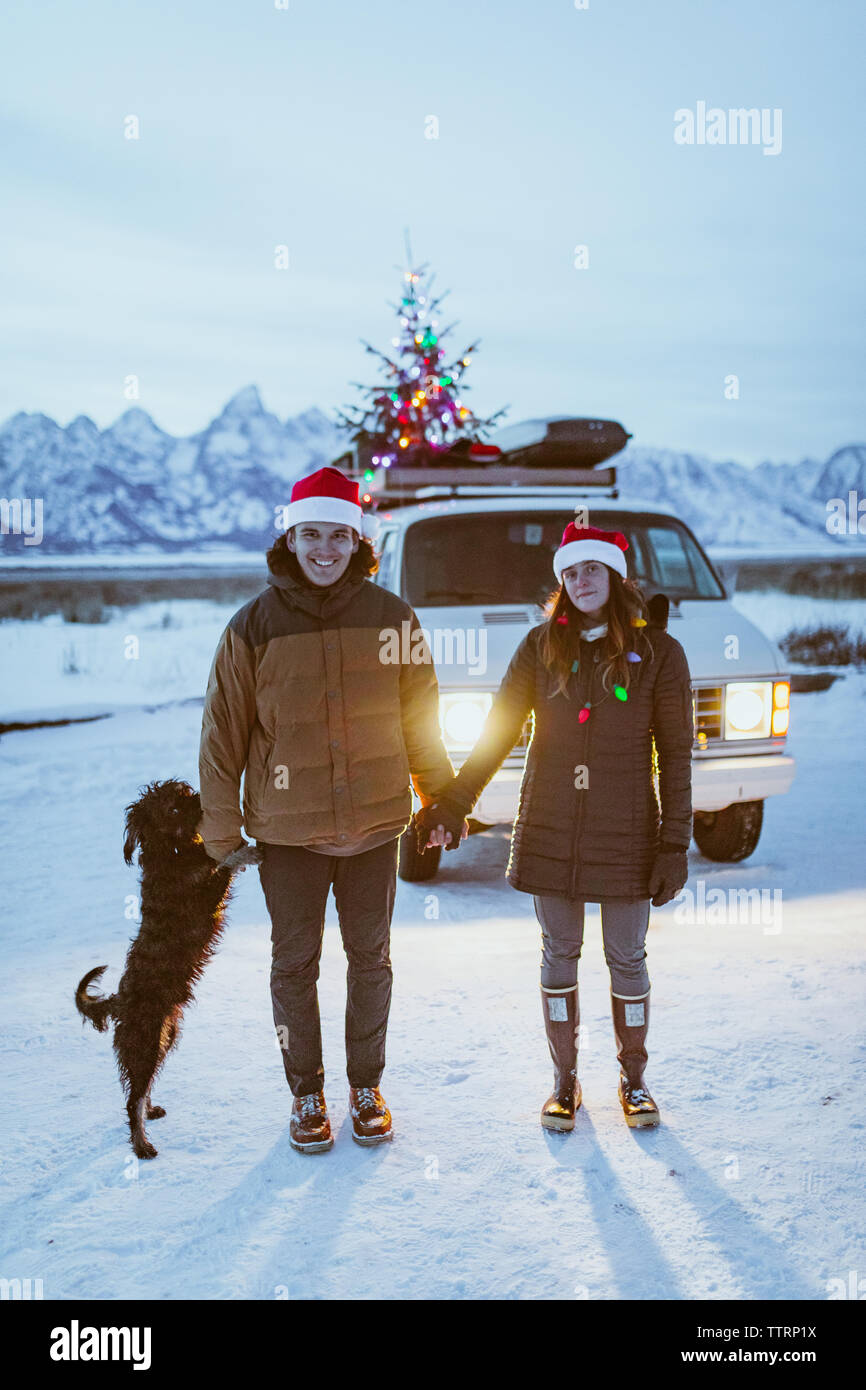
75,778,259,1159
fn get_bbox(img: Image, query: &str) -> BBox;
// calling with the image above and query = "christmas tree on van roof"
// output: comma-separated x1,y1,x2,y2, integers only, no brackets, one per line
336,252,507,469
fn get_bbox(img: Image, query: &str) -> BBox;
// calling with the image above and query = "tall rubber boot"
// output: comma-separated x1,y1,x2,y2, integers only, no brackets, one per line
611,989,660,1128
540,984,581,1131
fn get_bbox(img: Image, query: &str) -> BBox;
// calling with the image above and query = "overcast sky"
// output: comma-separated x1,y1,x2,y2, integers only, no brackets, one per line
1,0,862,465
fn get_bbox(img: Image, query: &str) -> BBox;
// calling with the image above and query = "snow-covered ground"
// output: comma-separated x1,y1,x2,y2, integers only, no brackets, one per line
0,600,232,724
731,591,866,648
1,650,864,1299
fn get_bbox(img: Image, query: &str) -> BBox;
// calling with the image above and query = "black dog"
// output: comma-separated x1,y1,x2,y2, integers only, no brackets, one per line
75,779,258,1159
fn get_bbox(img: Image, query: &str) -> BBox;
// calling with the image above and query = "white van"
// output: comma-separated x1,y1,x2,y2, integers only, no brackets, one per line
339,420,796,882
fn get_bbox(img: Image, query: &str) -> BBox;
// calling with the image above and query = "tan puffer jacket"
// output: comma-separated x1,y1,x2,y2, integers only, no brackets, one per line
198,563,454,862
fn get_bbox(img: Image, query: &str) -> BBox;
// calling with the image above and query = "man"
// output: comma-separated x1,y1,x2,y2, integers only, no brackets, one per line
198,466,460,1152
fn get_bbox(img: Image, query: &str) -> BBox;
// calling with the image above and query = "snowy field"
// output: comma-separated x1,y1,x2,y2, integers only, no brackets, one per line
730,591,866,648
0,600,234,725
1,648,865,1299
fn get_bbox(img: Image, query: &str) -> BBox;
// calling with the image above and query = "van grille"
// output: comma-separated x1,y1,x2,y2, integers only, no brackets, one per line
482,610,531,625
693,685,723,743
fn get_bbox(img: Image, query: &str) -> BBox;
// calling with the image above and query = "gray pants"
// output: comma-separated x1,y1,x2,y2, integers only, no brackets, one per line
533,895,651,998
258,838,398,1096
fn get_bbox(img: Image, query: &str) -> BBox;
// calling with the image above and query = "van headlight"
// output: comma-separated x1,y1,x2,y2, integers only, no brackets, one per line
724,681,772,739
439,692,492,749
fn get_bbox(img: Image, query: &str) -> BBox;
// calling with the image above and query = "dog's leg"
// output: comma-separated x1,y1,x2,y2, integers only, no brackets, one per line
145,1015,181,1120
121,1020,166,1160
128,1095,158,1160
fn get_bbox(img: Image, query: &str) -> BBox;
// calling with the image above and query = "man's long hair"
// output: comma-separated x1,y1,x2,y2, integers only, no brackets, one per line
265,529,379,581
538,567,653,698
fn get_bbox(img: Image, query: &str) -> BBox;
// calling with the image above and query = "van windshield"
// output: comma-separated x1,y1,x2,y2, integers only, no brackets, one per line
402,511,724,606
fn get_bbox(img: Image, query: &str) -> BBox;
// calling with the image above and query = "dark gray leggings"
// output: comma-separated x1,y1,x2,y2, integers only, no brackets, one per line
532,895,651,998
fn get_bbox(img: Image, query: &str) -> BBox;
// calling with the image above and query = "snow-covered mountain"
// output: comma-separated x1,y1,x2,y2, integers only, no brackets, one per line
0,389,862,555
614,442,866,551
0,388,347,555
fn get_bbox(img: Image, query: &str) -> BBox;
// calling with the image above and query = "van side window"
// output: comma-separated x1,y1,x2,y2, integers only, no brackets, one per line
375,530,398,591
644,526,699,592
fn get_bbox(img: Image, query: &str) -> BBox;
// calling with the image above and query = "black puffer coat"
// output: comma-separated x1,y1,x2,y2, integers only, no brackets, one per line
446,619,693,900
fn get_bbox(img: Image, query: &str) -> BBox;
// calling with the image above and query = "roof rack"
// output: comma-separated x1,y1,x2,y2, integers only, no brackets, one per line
331,416,629,510
342,463,619,508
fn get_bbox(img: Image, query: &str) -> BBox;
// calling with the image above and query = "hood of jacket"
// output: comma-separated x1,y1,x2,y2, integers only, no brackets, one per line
266,561,366,622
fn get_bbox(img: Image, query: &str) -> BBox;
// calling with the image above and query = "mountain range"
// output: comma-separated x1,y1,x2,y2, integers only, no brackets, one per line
0,386,863,555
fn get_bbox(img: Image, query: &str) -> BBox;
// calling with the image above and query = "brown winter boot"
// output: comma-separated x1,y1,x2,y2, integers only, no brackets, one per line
289,1090,334,1152
540,984,582,1131
611,990,660,1128
348,1086,393,1146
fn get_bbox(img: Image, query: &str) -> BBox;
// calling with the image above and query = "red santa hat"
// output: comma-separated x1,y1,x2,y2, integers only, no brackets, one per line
553,523,629,582
285,466,373,536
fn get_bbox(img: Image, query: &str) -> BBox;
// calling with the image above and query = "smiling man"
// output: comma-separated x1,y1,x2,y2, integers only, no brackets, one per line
198,467,459,1153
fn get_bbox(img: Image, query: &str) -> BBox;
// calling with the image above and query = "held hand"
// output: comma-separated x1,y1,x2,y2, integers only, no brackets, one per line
413,801,469,854
425,819,470,851
648,846,688,907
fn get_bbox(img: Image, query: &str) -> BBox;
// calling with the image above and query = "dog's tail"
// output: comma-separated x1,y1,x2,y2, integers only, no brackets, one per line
75,966,116,1033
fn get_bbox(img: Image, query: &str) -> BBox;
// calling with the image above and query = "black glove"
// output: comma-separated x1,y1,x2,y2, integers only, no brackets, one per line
648,844,688,906
413,796,468,853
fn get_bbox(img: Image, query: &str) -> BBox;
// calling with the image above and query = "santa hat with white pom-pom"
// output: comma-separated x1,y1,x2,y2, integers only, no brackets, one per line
553,522,629,582
285,467,378,539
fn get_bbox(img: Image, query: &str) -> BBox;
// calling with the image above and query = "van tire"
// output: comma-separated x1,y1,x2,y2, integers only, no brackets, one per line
692,800,764,862
398,828,442,882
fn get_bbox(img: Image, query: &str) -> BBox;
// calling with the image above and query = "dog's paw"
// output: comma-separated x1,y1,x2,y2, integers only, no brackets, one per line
219,844,263,871
133,1139,158,1160
146,1104,166,1120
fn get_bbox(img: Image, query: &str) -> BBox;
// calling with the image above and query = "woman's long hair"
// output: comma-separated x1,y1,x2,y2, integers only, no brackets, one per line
265,529,379,581
538,567,653,698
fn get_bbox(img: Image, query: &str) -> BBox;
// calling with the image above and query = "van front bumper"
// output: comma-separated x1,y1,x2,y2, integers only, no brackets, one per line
455,752,796,826
691,752,796,811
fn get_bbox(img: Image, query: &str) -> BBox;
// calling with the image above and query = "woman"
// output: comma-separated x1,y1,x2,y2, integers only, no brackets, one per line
415,522,693,1131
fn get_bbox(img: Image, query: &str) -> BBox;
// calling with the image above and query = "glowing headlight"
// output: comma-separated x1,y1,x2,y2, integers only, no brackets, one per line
439,691,492,749
724,682,771,739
